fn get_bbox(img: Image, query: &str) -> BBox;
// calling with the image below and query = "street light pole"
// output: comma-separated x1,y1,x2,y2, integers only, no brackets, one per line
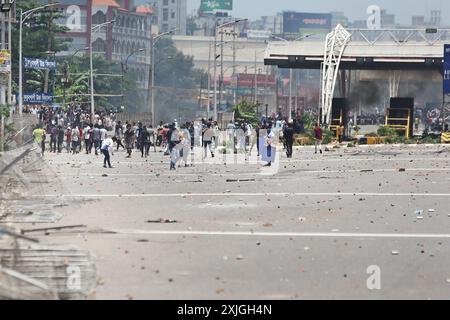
254,50,257,104
213,21,217,121
89,35,94,120
232,24,237,106
7,5,12,106
90,19,115,121
150,35,155,126
18,3,60,115
289,68,293,120
220,29,224,113
270,33,314,120
213,18,247,121
207,43,211,119
18,9,22,113
148,29,177,128
121,48,145,111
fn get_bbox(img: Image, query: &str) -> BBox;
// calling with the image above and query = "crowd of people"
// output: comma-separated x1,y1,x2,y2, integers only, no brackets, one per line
31,105,327,171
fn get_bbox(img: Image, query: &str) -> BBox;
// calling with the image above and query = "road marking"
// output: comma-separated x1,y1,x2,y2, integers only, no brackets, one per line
107,229,450,239
51,167,450,178
52,172,259,177
46,157,449,166
34,192,450,198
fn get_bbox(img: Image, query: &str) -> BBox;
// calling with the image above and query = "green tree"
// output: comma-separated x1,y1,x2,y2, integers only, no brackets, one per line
154,38,204,89
233,100,259,125
12,0,71,92
0,105,15,151
152,38,207,123
53,54,140,112
186,16,201,36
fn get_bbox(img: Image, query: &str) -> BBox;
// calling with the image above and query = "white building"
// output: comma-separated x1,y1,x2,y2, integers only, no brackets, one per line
137,0,187,35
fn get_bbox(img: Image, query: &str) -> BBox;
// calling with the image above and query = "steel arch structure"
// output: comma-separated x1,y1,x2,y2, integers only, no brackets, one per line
320,24,351,125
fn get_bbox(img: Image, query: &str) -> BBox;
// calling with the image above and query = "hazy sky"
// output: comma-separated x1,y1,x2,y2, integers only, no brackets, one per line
187,0,447,24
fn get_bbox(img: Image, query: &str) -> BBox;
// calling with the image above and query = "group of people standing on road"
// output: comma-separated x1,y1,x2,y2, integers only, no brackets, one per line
32,123,109,155
32,111,326,171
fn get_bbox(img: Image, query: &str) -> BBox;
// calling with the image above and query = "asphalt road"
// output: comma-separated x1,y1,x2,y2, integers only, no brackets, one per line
20,143,450,300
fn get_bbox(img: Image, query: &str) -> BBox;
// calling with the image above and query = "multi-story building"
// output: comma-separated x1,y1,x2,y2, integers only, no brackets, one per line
412,16,426,27
430,10,441,26
331,12,349,28
139,0,187,35
91,0,156,89
45,0,158,106
381,9,396,28
258,14,283,35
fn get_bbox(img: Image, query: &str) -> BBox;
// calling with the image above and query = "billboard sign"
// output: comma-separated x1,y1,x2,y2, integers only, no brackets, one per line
283,12,332,38
23,93,54,104
444,44,450,94
200,0,233,12
0,50,11,74
246,29,272,40
24,57,57,71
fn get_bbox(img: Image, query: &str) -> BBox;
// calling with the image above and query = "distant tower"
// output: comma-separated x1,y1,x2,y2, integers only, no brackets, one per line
430,10,441,26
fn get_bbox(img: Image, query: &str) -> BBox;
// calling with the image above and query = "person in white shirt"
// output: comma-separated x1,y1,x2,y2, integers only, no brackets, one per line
180,125,191,167
212,121,219,149
202,123,215,159
100,136,117,168
99,126,107,144
227,121,236,151
264,126,275,167
71,126,80,154
84,125,91,154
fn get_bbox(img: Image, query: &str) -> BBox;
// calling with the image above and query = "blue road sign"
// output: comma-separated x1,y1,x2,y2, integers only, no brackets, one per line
443,44,450,94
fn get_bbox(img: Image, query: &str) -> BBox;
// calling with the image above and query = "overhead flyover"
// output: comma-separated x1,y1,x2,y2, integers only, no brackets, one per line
264,28,450,71
265,27,450,125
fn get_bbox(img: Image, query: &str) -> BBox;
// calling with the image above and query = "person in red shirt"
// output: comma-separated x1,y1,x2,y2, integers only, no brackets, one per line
313,123,323,154
65,127,72,153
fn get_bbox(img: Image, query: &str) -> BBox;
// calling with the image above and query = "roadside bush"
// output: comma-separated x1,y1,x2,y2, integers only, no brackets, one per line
418,136,440,144
377,126,399,137
322,129,334,144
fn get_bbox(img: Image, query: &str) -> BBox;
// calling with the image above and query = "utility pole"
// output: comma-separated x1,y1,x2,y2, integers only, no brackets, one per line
213,19,247,121
1,1,6,106
220,28,224,115
122,48,144,113
443,93,446,132
207,43,211,119
150,34,155,125
289,68,293,120
18,3,59,115
146,33,154,125
254,50,257,104
7,0,11,106
0,4,5,153
294,69,298,118
121,62,125,110
148,29,177,127
213,19,217,121
232,24,237,106
198,74,203,111
90,19,116,121
265,66,269,109
44,0,54,94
